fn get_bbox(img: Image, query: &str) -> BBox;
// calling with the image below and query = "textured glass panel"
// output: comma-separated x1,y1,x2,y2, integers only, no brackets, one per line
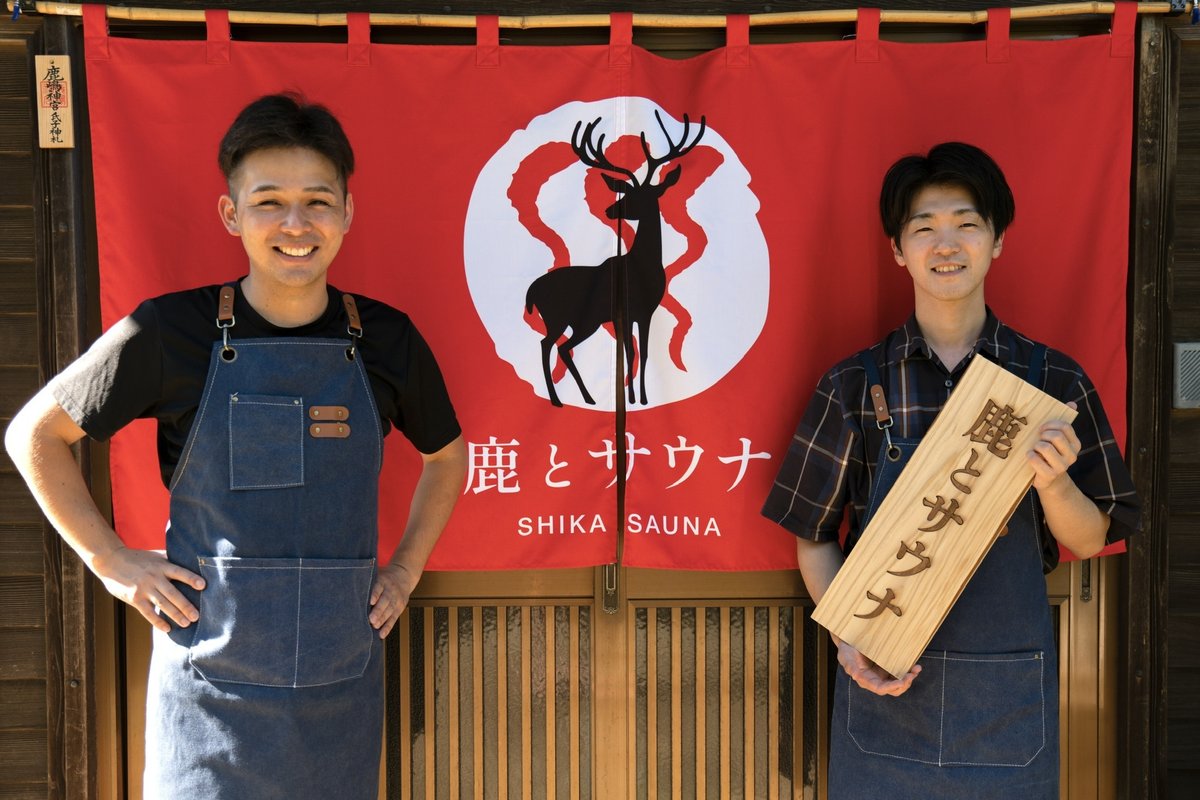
801,604,821,796
634,606,648,800
457,608,474,799
754,607,769,800
579,606,592,799
778,606,796,799
385,634,402,800
399,602,594,800
704,607,720,800
530,606,547,800
553,606,570,800
434,606,450,800
506,607,522,800
481,607,498,800
656,607,672,798
409,611,426,798
680,607,697,800
729,606,745,799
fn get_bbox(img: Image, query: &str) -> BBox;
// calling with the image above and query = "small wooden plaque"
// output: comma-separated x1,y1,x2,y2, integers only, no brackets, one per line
35,55,75,150
811,355,1076,678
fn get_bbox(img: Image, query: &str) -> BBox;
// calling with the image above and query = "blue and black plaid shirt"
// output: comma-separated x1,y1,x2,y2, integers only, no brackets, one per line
761,310,1141,546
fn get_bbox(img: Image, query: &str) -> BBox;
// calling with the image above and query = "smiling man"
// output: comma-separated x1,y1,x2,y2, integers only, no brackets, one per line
762,142,1139,798
5,94,466,799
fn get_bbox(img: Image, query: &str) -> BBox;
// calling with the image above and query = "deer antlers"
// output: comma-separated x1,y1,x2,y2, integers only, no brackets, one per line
571,110,707,187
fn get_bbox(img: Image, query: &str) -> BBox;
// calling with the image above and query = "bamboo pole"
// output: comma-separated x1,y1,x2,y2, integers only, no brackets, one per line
9,2,1182,29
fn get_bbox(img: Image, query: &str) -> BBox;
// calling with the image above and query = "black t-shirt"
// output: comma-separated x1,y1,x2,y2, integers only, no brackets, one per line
51,281,461,487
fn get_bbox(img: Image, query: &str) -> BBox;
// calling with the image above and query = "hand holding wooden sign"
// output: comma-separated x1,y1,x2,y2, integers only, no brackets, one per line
811,355,1077,679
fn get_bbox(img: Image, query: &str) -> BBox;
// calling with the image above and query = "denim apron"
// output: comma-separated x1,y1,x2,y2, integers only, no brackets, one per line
827,345,1059,800
143,286,385,799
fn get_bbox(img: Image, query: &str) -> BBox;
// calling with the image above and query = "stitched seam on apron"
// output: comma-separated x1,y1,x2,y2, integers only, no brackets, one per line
351,351,384,473
937,650,947,766
171,347,224,490
294,557,303,688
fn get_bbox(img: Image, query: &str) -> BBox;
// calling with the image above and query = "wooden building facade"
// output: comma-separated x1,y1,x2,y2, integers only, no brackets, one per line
0,1,1194,797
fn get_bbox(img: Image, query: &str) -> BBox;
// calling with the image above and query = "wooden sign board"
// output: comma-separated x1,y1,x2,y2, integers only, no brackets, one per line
811,355,1076,679
35,55,74,150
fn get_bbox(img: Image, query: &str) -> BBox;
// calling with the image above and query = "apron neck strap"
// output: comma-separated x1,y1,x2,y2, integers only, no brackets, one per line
216,284,236,357
342,293,364,359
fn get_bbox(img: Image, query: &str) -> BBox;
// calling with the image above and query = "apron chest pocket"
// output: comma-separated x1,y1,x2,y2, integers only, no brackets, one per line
228,394,305,490
846,649,1046,767
189,556,376,688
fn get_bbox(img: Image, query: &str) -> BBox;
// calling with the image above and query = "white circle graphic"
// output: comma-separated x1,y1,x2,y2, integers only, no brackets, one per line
463,97,769,411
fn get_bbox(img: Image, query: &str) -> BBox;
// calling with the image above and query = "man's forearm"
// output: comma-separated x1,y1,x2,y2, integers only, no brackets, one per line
796,537,846,644
4,389,124,569
1036,477,1109,559
386,435,467,582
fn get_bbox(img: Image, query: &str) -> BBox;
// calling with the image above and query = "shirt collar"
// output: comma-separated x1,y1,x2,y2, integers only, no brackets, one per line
891,307,1006,365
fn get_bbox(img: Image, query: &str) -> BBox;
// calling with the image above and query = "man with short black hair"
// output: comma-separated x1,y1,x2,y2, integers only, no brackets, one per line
6,93,466,798
763,142,1139,798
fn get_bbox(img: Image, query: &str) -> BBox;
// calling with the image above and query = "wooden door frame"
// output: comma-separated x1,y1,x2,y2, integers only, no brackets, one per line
25,10,1172,798
1125,13,1172,800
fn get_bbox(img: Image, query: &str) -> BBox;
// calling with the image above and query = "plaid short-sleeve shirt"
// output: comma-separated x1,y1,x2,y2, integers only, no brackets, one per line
761,310,1141,546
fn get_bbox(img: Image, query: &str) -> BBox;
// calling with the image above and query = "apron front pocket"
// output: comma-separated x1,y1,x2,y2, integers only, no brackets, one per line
845,649,1046,767
189,556,376,688
844,654,943,764
940,650,1046,766
228,394,305,490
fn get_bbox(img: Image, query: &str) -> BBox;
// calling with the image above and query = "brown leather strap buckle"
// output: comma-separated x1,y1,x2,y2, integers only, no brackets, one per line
309,406,349,421
217,285,235,326
216,285,236,360
310,422,351,439
869,383,892,427
342,293,363,338
342,293,363,360
869,383,902,462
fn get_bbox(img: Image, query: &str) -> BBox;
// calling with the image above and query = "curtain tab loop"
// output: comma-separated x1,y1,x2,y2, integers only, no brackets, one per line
347,13,371,66
986,8,1011,63
856,8,880,64
205,9,231,65
726,14,750,67
610,12,633,68
1110,2,1136,58
83,4,110,61
476,15,500,67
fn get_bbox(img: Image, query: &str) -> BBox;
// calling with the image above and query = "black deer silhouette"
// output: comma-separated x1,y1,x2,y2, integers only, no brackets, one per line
524,111,706,407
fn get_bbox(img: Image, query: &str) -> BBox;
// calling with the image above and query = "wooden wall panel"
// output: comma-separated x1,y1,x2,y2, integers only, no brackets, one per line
0,680,47,729
0,731,49,784
0,483,40,526
0,97,31,148
1167,514,1200,565
0,629,46,680
1167,417,1200,515
0,577,46,628
0,787,54,800
0,42,29,96
0,210,34,261
0,527,45,576
0,264,36,314
0,316,37,366
0,155,33,204
1167,19,1200,799
0,367,39,418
